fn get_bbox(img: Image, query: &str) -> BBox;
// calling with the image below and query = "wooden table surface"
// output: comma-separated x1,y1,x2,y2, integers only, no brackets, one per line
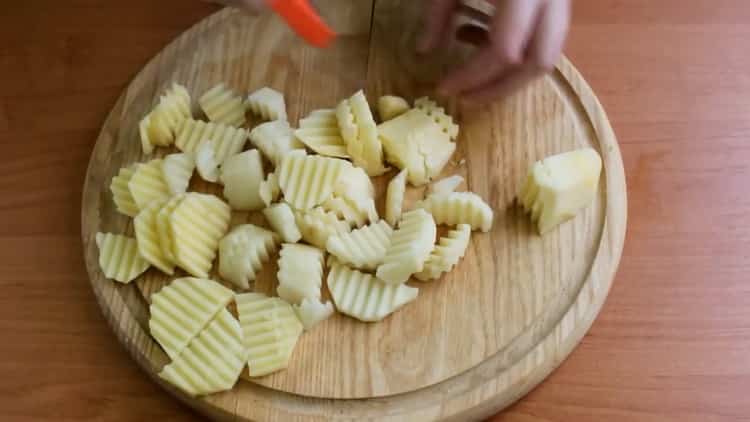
1,1,748,421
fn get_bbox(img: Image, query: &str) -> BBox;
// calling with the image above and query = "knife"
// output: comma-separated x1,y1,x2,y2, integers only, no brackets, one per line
267,0,336,48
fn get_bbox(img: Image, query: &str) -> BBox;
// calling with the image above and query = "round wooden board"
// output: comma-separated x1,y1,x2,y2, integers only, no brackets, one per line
81,2,626,421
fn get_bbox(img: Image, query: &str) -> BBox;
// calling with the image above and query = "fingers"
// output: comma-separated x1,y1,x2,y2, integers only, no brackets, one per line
446,0,571,104
418,0,460,53
488,0,543,63
438,0,543,96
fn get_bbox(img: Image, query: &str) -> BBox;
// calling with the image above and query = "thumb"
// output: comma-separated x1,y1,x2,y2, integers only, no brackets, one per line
418,0,459,53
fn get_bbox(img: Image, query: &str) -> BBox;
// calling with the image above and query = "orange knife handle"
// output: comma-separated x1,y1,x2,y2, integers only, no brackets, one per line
268,0,336,48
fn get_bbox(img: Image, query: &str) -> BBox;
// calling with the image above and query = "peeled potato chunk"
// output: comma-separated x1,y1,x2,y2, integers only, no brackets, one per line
220,149,265,211
378,95,410,122
218,224,279,289
520,148,602,234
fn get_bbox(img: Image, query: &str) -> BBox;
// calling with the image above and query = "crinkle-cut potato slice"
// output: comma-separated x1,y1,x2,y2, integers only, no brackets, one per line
418,191,494,233
385,169,408,226
259,172,280,207
158,308,245,397
218,224,279,290
162,153,195,195
195,141,220,183
110,164,139,217
95,232,150,284
414,224,471,281
235,293,303,377
295,207,351,249
327,259,418,322
220,149,265,211
336,90,388,176
170,193,231,278
245,87,287,121
334,165,375,203
378,108,456,186
321,196,371,228
326,220,393,271
520,147,602,235
199,82,246,127
134,199,174,274
277,150,349,210
140,83,192,154
293,298,334,330
376,209,437,285
262,203,302,243
249,120,304,167
128,159,171,210
276,243,325,305
175,118,248,164
378,95,410,122
149,277,234,361
156,194,186,263
429,175,464,195
295,109,349,158
414,96,460,140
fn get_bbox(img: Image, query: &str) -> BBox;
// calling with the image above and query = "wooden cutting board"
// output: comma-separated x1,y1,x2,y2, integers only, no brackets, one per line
81,1,626,420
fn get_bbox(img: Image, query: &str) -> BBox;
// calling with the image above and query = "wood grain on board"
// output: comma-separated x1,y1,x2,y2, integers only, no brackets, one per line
1,0,749,421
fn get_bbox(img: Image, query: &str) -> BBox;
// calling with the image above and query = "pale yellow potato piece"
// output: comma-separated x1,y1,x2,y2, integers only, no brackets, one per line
385,169,408,226
326,220,393,271
276,243,325,305
245,87,287,121
175,118,248,164
236,293,303,377
327,259,418,322
259,172,280,207
417,191,494,233
336,90,387,176
378,108,455,186
170,193,231,278
218,224,279,289
334,165,375,202
220,150,265,211
95,232,150,284
156,194,186,263
414,224,471,281
520,147,602,234
195,141,220,183
277,150,349,210
158,308,245,396
321,196,372,228
149,277,234,360
162,153,195,195
293,298,334,330
414,96,459,140
295,109,349,158
128,159,171,210
199,82,246,127
295,207,350,249
376,209,436,284
140,83,192,153
429,175,464,195
378,95,410,122
249,120,304,167
134,199,174,275
110,164,139,217
263,203,302,243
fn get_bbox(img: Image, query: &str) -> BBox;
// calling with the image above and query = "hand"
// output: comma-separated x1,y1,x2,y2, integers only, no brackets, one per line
205,0,266,13
418,0,571,103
